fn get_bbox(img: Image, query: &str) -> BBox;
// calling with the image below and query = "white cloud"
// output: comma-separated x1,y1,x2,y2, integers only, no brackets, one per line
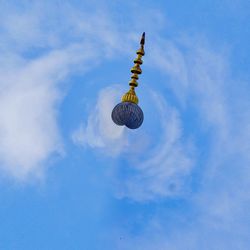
0,1,249,248
72,85,128,156
149,37,230,133
0,2,137,180
76,83,195,201
0,44,96,180
116,91,194,201
0,1,171,182
109,33,250,249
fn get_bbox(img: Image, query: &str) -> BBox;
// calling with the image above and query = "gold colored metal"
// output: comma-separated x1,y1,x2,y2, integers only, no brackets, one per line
122,87,139,104
134,58,143,64
129,79,138,87
131,65,142,74
121,32,145,104
131,74,139,80
136,48,145,56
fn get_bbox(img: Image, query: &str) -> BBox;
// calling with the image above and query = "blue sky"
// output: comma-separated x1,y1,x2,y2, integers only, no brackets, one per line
0,1,249,249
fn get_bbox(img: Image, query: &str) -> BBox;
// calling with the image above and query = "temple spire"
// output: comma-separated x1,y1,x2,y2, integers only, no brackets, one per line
111,33,145,129
121,32,145,104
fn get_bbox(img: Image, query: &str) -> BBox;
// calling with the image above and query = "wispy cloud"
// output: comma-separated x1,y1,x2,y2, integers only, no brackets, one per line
0,1,249,249
115,91,194,201
0,1,169,182
0,44,95,180
76,84,195,201
72,85,128,156
110,32,250,249
0,2,137,180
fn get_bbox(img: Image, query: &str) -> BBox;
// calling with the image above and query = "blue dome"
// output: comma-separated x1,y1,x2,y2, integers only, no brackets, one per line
111,102,144,129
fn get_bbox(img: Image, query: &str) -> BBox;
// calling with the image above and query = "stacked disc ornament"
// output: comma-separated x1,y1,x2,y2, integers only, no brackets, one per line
111,33,145,129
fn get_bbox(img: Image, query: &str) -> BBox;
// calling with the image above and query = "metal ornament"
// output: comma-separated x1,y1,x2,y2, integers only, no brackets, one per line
111,33,145,129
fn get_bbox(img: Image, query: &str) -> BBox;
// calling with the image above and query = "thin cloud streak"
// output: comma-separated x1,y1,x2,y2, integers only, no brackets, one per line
72,85,128,156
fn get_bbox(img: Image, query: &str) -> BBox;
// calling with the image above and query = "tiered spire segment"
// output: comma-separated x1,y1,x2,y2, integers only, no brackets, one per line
121,32,145,104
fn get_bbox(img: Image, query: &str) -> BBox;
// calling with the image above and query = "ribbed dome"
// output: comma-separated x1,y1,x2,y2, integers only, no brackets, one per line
111,102,144,129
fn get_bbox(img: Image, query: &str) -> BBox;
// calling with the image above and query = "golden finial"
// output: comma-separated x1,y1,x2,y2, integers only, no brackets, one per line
111,33,145,129
121,32,145,104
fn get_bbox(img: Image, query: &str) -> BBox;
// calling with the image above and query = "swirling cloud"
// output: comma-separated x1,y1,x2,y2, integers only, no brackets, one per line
74,85,194,201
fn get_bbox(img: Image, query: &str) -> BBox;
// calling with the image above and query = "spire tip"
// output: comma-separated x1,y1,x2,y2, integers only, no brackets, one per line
140,32,145,45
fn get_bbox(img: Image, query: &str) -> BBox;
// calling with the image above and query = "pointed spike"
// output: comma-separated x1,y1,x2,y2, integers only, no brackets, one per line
140,32,145,45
